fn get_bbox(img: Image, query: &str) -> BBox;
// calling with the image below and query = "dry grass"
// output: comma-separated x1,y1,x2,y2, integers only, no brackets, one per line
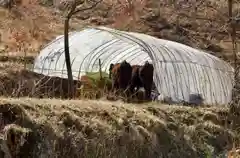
0,5,60,54
0,0,240,157
0,68,82,98
0,65,112,100
0,0,88,56
0,97,239,157
0,0,239,61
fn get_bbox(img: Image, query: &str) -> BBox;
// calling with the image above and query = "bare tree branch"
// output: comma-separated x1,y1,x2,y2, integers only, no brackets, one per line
63,0,102,98
66,0,103,19
73,0,102,14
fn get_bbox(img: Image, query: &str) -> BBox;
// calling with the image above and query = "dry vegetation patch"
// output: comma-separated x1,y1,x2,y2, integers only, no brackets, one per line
0,65,112,99
0,98,239,157
0,0,239,62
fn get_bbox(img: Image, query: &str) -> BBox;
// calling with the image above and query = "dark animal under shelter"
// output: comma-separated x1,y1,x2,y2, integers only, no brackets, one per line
109,60,133,97
129,61,154,101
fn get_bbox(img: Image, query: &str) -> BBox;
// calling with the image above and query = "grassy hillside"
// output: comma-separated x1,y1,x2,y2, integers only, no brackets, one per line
0,98,239,158
0,0,239,61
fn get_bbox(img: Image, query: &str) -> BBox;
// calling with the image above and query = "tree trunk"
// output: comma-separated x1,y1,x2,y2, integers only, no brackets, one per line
64,17,74,99
228,0,240,128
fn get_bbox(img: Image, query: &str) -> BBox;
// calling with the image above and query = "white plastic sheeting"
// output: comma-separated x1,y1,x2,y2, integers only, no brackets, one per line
33,26,235,105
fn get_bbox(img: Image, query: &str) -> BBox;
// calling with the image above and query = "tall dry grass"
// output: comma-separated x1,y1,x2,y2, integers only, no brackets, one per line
0,98,239,157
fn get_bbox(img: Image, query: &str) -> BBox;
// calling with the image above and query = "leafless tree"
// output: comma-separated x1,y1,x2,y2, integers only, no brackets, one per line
228,0,240,127
63,0,102,98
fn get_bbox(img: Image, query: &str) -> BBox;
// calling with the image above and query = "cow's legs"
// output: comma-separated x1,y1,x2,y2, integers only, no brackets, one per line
145,87,151,101
112,80,119,96
143,81,152,101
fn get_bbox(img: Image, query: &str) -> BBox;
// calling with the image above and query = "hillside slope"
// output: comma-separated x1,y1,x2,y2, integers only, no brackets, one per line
0,98,239,157
0,0,239,62
0,1,240,157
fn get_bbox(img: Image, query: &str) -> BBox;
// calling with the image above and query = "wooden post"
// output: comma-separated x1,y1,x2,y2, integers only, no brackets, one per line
99,59,102,80
24,46,27,69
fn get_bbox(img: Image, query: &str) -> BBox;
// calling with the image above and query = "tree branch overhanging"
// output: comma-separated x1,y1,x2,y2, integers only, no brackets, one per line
66,0,103,19
63,0,102,98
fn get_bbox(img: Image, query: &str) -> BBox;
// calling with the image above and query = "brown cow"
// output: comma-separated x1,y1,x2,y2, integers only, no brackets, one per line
139,61,154,100
129,61,154,101
109,60,133,97
129,65,143,95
